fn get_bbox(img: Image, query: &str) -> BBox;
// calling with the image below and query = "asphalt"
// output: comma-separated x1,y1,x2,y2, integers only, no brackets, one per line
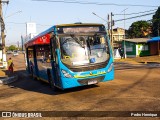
0,69,18,85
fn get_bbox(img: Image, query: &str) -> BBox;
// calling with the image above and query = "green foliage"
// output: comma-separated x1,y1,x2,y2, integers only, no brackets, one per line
8,45,17,51
128,20,151,38
152,7,160,37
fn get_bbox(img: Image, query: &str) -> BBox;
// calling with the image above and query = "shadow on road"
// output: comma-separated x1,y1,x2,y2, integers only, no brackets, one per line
93,67,154,107
7,70,99,95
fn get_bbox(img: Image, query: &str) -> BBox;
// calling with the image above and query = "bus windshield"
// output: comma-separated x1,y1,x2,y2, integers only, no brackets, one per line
60,34,110,66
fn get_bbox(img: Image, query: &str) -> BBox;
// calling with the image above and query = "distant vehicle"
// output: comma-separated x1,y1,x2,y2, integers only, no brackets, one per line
13,51,19,56
22,50,25,54
7,51,13,54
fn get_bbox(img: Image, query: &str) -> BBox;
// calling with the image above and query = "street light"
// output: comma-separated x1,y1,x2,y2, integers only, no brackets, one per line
5,10,22,19
92,12,107,22
92,12,110,37
121,8,128,39
121,8,128,59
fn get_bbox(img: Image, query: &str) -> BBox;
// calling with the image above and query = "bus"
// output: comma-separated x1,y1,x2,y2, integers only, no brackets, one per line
25,23,114,90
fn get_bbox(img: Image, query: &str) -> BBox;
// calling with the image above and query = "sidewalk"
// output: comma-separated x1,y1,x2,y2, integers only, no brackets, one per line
114,55,160,64
0,69,18,85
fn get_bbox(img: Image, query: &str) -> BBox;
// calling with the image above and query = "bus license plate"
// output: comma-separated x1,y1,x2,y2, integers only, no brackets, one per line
88,80,97,85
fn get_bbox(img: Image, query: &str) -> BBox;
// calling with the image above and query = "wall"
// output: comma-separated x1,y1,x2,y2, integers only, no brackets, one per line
137,44,150,56
122,41,136,57
149,42,160,55
122,41,150,57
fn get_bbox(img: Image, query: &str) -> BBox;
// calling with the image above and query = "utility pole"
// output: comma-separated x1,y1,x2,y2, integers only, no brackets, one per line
110,12,113,47
111,12,114,52
107,14,110,38
21,35,24,51
122,8,128,59
0,0,9,68
17,41,19,49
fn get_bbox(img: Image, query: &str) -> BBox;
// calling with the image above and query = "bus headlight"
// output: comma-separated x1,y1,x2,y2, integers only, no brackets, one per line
107,63,114,73
61,69,73,78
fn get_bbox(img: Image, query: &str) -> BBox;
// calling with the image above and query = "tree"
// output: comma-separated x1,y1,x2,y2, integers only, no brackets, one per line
0,43,3,50
152,7,160,37
128,20,151,38
8,45,16,51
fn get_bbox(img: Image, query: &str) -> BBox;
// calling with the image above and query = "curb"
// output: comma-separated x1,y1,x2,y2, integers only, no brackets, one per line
139,61,160,64
0,75,18,85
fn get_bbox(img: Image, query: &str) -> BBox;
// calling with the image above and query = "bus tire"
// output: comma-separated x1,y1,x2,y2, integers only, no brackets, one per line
47,71,58,91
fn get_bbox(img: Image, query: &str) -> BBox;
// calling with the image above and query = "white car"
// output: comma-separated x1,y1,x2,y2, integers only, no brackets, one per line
13,52,19,56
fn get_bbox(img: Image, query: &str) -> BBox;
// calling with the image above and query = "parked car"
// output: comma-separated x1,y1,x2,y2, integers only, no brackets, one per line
13,52,19,56
7,51,13,54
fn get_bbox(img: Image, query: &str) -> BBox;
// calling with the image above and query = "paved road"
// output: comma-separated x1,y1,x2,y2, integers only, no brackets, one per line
0,54,159,119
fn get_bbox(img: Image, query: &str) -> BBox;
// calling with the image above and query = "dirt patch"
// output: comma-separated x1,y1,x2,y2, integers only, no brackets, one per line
0,70,6,77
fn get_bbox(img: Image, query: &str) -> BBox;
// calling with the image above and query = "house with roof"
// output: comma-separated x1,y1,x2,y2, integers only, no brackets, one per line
147,36,160,56
121,38,150,57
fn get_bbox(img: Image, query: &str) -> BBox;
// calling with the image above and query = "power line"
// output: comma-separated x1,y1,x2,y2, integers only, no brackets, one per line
114,9,157,15
114,12,155,22
6,22,52,27
31,0,159,7
5,10,22,19
6,22,25,24
93,11,155,23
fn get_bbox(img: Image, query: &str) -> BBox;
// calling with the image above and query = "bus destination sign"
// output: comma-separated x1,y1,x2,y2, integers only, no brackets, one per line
63,27,100,33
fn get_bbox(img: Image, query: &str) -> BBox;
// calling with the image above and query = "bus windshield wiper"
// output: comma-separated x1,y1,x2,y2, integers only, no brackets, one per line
70,34,84,48
86,39,91,55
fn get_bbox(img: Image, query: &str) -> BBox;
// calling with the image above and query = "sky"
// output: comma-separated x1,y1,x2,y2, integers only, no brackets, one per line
1,0,159,46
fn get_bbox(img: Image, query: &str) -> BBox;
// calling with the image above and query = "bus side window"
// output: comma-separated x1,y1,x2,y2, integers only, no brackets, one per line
50,36,56,61
35,45,51,63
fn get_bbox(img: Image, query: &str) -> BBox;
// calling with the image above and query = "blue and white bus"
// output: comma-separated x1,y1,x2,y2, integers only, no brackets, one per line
25,23,114,90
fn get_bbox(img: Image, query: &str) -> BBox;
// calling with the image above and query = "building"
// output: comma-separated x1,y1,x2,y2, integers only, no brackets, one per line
112,28,125,42
121,38,150,57
147,36,160,55
110,27,126,48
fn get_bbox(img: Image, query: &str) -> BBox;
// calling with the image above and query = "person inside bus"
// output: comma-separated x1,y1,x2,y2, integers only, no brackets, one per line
41,55,45,63
46,55,51,63
93,37,100,45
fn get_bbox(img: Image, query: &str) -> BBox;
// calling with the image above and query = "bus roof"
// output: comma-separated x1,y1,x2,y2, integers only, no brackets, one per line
24,26,54,48
25,23,105,48
55,23,104,27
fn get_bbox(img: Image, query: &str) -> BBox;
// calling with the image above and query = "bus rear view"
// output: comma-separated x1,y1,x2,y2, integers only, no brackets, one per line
25,23,114,90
